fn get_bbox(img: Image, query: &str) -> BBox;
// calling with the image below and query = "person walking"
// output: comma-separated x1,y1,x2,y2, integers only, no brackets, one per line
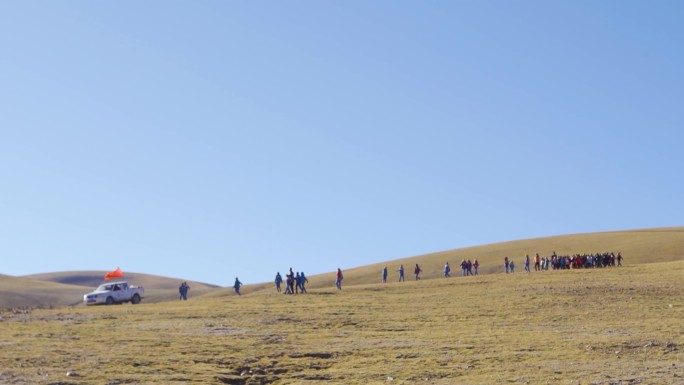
382,266,388,283
524,254,531,273
414,264,422,280
398,265,405,282
275,272,283,293
285,270,295,294
300,272,309,293
233,277,242,296
504,257,510,273
534,253,541,271
473,259,479,275
444,262,451,278
335,268,343,290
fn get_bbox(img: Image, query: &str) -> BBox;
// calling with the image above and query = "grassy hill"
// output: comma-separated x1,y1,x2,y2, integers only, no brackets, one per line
249,227,684,292
0,272,221,309
0,274,90,308
24,270,220,292
1,260,682,384
3,227,683,308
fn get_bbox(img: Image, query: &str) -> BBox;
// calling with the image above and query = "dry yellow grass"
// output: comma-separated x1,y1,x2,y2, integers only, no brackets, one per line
1,260,682,384
4,227,683,309
256,227,684,291
1,272,221,309
0,274,89,308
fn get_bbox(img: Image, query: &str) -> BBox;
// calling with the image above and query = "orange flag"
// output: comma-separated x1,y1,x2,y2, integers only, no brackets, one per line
104,267,124,280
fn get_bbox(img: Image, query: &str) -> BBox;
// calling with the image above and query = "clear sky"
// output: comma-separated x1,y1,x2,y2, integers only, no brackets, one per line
1,1,682,286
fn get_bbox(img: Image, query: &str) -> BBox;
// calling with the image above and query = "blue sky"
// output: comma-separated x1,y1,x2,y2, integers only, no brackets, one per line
1,1,682,286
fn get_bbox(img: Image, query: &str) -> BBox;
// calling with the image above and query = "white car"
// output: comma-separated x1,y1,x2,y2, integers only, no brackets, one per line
83,281,144,306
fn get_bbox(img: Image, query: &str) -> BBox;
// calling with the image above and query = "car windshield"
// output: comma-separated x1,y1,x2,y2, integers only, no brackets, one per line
96,284,115,291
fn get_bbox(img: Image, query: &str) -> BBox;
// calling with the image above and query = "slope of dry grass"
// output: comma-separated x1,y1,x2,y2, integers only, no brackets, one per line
0,272,221,309
0,275,90,308
3,227,683,309
302,227,684,290
1,260,682,385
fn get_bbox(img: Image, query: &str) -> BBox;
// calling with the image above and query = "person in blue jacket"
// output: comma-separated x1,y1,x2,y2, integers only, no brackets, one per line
274,272,282,293
300,272,309,293
233,277,242,296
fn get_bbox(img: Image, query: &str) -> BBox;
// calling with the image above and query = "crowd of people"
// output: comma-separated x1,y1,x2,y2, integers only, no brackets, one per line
274,268,309,294
177,252,624,299
267,251,624,293
503,252,623,273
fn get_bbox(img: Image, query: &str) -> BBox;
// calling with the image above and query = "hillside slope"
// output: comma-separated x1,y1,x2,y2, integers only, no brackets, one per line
274,227,684,291
0,272,222,309
4,227,683,306
0,275,91,308
23,271,220,291
2,260,682,384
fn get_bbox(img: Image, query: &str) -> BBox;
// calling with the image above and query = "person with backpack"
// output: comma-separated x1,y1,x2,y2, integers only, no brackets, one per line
414,264,422,280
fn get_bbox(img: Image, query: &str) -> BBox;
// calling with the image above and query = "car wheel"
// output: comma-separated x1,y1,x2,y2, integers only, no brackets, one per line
131,294,141,304
106,296,114,305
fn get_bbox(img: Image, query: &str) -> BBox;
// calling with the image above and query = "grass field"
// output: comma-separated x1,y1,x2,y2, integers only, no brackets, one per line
1,260,682,385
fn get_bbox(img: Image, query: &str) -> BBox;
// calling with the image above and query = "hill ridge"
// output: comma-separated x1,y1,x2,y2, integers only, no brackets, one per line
3,226,683,307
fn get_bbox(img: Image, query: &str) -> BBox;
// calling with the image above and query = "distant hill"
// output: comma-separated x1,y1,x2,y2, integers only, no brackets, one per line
0,271,222,309
23,271,220,292
0,274,91,308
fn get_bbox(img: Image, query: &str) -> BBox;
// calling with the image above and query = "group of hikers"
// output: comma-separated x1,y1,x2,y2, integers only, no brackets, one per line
178,282,190,300
505,252,623,273
178,277,243,300
380,260,480,283
445,259,480,277
178,252,625,299
274,268,309,294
